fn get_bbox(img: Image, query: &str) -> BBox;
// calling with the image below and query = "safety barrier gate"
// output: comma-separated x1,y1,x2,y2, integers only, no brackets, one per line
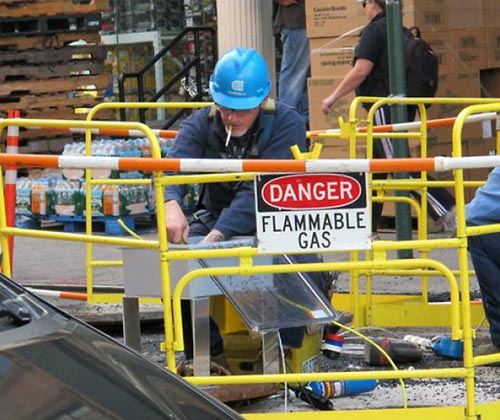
307,97,500,330
0,101,500,418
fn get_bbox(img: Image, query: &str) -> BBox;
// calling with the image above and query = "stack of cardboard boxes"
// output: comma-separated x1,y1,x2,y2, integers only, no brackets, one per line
306,0,500,203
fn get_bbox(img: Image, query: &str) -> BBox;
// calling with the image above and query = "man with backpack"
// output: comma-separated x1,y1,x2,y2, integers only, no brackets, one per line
165,47,330,371
321,0,455,234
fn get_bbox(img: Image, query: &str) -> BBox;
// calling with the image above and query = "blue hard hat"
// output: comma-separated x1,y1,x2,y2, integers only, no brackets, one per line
209,48,272,110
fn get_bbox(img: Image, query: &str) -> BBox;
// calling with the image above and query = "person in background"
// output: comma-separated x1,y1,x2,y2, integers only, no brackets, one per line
164,47,329,371
321,0,455,234
466,166,500,358
273,0,310,127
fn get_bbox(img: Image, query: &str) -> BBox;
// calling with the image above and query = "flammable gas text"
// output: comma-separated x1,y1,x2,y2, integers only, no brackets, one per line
260,210,367,249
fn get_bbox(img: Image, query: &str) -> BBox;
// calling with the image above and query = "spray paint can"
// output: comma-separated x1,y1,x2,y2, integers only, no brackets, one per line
321,333,345,360
308,379,378,398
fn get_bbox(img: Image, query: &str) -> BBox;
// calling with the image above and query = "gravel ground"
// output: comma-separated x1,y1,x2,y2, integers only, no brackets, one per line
10,229,500,413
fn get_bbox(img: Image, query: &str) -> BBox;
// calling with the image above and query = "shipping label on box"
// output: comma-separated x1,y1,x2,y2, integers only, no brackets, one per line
437,29,487,74
402,0,447,31
306,0,365,38
310,36,357,78
403,0,483,31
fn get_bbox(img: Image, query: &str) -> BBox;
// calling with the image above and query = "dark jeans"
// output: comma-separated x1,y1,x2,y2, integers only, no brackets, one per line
468,233,500,346
181,211,329,359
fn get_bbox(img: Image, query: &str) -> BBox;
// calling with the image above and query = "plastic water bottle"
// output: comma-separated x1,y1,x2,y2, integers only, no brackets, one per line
308,379,378,399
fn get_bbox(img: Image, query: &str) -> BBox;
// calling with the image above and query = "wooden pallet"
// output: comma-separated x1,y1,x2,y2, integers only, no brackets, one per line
16,214,138,236
0,62,105,83
0,74,110,97
0,45,107,65
0,32,101,50
0,46,107,83
0,0,109,18
0,13,102,37
50,214,136,235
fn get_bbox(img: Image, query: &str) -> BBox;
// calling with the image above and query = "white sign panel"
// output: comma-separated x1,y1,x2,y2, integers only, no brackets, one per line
255,173,371,253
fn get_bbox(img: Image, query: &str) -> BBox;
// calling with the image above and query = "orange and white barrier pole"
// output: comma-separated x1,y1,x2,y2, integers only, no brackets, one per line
0,153,498,174
5,110,20,272
308,111,497,137
27,287,88,301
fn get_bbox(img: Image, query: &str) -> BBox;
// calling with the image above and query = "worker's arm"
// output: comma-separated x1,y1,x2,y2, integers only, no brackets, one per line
321,58,374,115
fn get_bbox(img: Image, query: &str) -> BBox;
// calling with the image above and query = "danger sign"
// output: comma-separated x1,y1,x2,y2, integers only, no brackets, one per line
255,173,371,253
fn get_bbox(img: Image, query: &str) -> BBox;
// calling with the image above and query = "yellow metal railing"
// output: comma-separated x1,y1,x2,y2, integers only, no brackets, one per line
2,99,500,418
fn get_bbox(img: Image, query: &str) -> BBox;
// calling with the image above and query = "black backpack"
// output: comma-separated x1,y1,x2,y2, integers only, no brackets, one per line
403,26,439,100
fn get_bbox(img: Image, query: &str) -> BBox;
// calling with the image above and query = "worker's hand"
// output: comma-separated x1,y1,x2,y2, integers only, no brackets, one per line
201,229,225,244
321,96,335,115
165,200,189,244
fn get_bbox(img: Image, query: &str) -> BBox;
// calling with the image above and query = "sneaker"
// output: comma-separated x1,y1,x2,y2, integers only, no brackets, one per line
428,206,457,234
176,358,232,377
442,206,457,233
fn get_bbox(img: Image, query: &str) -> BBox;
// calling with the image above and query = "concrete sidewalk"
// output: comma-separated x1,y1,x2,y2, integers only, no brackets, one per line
10,228,479,296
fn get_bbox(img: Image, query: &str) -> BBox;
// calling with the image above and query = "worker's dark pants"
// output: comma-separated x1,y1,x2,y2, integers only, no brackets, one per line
181,215,329,360
468,233,500,346
370,105,455,232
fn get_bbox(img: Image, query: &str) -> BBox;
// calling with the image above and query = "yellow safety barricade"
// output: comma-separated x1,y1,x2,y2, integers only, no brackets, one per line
1,99,500,418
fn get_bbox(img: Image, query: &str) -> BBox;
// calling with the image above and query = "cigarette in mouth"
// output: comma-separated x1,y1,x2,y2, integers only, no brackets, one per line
225,125,232,147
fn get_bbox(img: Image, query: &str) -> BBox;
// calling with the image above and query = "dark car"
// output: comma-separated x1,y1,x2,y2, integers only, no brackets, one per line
0,273,242,420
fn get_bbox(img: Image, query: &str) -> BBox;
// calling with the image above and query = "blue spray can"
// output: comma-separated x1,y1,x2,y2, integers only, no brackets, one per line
308,379,378,398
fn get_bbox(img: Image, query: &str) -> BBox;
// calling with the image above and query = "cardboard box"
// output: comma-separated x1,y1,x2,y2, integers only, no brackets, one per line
306,0,365,38
319,142,366,159
445,0,483,30
434,29,487,74
485,27,500,69
450,29,487,71
403,0,483,31
482,0,500,28
307,77,356,131
309,36,357,78
402,0,448,32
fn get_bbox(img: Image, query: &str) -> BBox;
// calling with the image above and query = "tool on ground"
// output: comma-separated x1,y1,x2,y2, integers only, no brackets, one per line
364,337,423,366
321,333,345,360
308,379,378,398
403,334,434,349
292,385,334,410
432,336,464,359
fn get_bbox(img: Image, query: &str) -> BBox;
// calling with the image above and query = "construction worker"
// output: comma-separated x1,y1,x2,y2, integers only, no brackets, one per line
466,167,500,359
321,0,456,234
164,47,330,370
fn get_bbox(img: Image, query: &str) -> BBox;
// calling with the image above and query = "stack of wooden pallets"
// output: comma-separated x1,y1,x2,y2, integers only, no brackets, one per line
0,0,112,153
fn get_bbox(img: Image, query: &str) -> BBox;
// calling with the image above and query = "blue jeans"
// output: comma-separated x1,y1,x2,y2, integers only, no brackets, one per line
278,27,310,125
468,233,500,346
